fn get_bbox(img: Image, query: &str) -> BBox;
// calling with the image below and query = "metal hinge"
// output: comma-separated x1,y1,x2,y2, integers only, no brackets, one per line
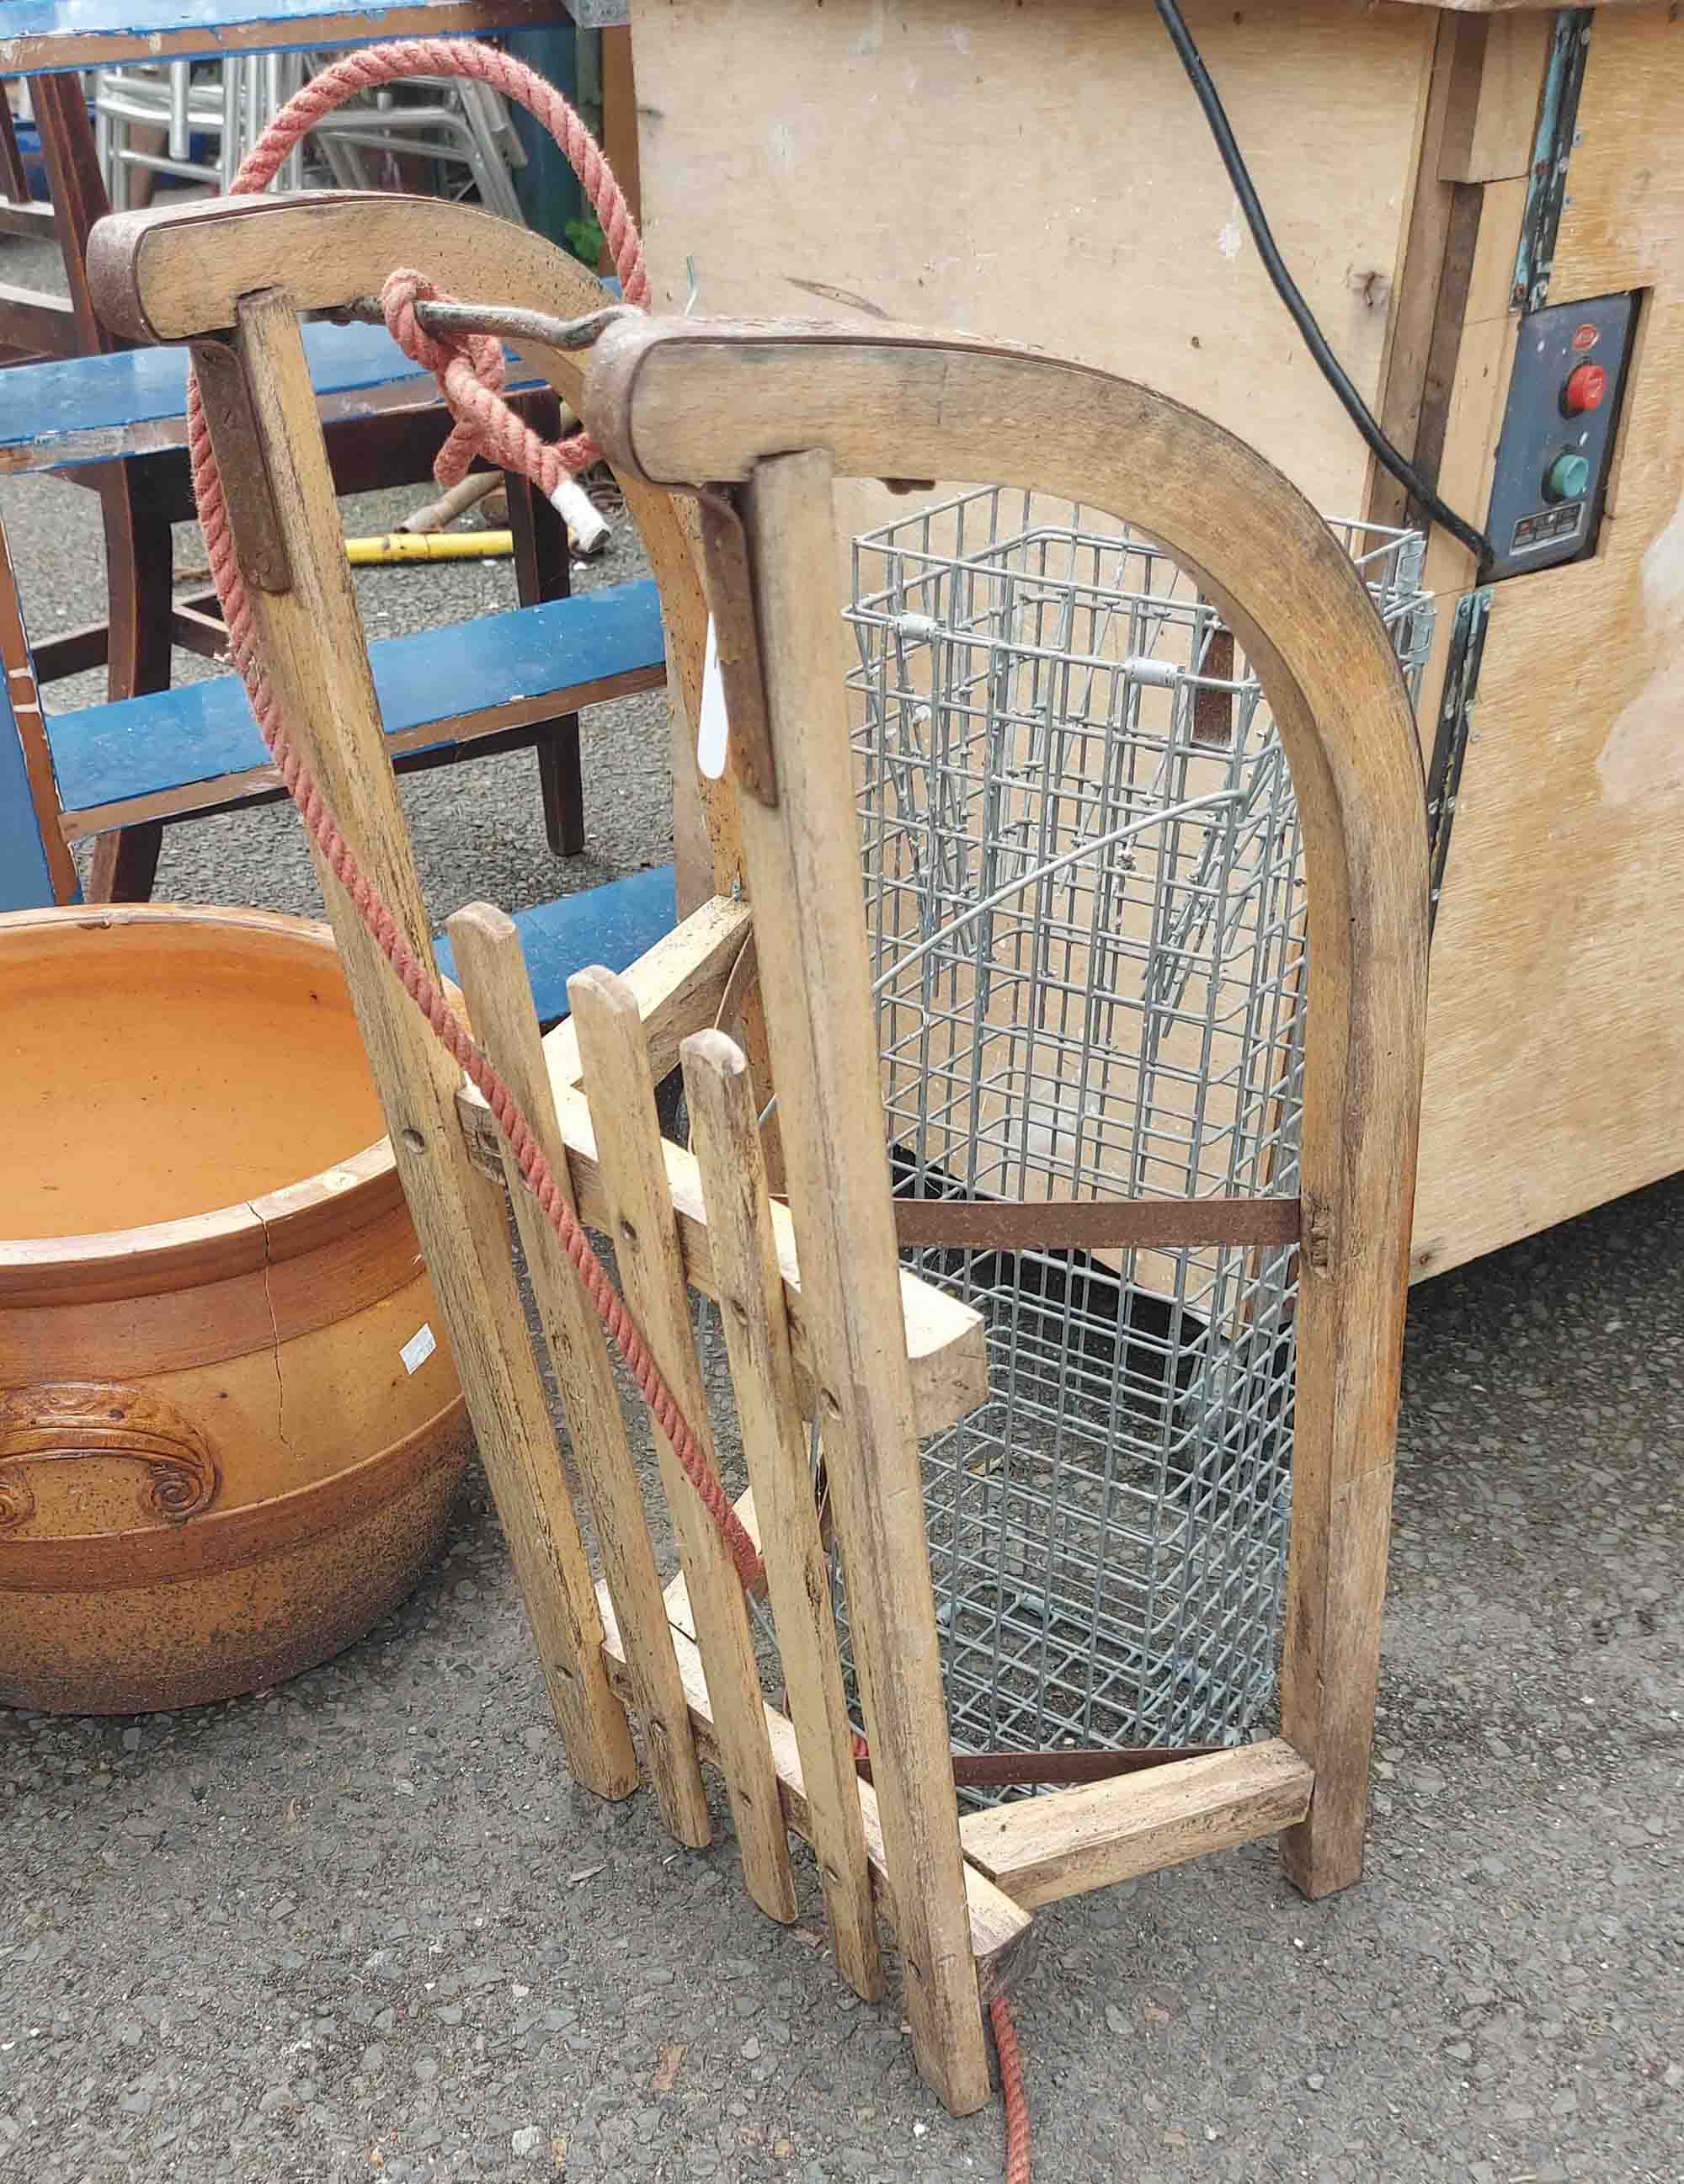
1511,9,1592,314
1426,586,1493,937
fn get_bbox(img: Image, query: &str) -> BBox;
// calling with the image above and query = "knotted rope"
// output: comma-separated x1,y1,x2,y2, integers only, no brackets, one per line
226,38,647,502
183,42,1030,2175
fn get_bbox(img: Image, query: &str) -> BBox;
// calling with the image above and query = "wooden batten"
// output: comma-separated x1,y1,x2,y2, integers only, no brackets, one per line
537,894,752,1095
682,1029,883,2000
958,1741,1315,1911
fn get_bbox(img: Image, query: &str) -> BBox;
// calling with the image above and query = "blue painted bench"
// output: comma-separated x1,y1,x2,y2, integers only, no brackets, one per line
0,142,676,1009
2,310,650,903
435,860,677,1028
13,573,674,1024
0,317,535,477
3,571,677,1024
47,577,665,832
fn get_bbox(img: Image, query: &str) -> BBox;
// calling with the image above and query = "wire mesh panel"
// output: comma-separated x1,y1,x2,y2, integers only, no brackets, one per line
834,492,1431,1797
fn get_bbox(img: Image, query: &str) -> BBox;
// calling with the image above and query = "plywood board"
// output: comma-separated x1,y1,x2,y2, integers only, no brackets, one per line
1547,7,1684,306
1410,11,1684,1272
631,0,1436,522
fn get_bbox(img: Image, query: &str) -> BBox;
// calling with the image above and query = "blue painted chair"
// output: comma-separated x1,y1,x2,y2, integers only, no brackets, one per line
3,190,700,1020
3,72,594,898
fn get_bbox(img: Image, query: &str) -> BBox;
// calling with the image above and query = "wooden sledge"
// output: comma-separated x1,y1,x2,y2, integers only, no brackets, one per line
90,191,1426,2117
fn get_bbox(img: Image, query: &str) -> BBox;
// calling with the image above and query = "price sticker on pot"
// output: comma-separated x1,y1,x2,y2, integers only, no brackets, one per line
400,1323,437,1375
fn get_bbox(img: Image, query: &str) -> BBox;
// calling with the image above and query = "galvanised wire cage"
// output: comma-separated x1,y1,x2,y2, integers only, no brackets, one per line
834,492,1431,1801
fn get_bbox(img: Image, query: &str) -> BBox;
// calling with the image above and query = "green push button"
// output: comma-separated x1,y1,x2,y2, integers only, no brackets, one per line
1543,453,1592,503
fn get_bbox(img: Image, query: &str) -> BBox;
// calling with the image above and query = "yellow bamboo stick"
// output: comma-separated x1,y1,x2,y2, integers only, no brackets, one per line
344,530,515,564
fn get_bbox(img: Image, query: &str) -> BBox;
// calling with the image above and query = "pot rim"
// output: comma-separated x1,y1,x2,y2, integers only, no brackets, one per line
0,903,423,1301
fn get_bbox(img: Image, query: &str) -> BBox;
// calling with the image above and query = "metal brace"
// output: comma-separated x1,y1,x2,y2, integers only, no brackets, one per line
1426,586,1493,937
1511,9,1592,314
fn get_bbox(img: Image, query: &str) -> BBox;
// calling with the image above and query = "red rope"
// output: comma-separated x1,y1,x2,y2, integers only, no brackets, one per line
184,43,1030,2177
189,39,760,1593
990,1996,1031,2184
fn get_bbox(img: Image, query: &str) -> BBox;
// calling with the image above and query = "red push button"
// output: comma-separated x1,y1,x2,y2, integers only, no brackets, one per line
1563,363,1607,415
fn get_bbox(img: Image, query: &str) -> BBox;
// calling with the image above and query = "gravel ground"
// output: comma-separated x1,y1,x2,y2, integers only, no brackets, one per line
2,226,1680,2183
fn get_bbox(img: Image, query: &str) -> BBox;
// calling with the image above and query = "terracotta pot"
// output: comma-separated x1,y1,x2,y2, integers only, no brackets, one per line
0,903,471,1713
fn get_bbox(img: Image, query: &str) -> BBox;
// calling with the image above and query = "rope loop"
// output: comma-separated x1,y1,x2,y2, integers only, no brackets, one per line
225,39,642,499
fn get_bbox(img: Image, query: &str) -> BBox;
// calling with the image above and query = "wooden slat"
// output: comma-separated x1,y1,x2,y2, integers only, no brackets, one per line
600,24,642,234
1437,11,1548,184
958,1740,1314,1910
568,965,798,1926
539,893,752,1094
458,1079,989,1443
662,1487,759,1632
683,1028,883,2001
892,1196,1299,1252
1365,12,1465,535
445,904,711,1850
203,288,636,1801
597,1581,1033,1998
730,450,991,2117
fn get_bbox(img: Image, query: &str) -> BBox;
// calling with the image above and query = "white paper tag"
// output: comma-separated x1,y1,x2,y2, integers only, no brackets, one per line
400,1323,437,1376
697,615,730,780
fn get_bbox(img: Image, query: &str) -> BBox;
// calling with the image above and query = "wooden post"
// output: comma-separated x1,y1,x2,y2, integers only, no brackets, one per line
202,288,636,1800
600,26,642,239
727,449,990,2117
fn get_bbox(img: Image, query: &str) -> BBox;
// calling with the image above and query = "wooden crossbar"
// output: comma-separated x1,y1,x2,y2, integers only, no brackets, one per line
957,1741,1314,1910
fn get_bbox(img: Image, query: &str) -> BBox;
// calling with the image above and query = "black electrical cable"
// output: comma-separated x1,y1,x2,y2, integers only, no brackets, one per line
1153,0,1494,567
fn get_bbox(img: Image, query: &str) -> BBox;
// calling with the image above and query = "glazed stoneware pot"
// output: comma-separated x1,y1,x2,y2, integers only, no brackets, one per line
0,903,471,1713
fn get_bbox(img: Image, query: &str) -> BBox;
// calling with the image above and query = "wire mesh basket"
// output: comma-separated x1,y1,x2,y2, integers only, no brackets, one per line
834,491,1431,1799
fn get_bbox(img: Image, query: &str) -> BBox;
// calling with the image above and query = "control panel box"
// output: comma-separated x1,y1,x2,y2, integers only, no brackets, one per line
1485,292,1636,581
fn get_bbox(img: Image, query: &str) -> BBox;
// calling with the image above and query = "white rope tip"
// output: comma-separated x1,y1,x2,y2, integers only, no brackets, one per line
547,475,612,557
697,615,729,781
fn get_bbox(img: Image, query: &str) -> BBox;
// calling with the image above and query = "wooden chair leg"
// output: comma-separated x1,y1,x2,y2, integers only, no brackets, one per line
506,467,585,857
536,719,585,857
85,460,175,903
88,823,164,903
0,90,30,205
29,71,110,355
